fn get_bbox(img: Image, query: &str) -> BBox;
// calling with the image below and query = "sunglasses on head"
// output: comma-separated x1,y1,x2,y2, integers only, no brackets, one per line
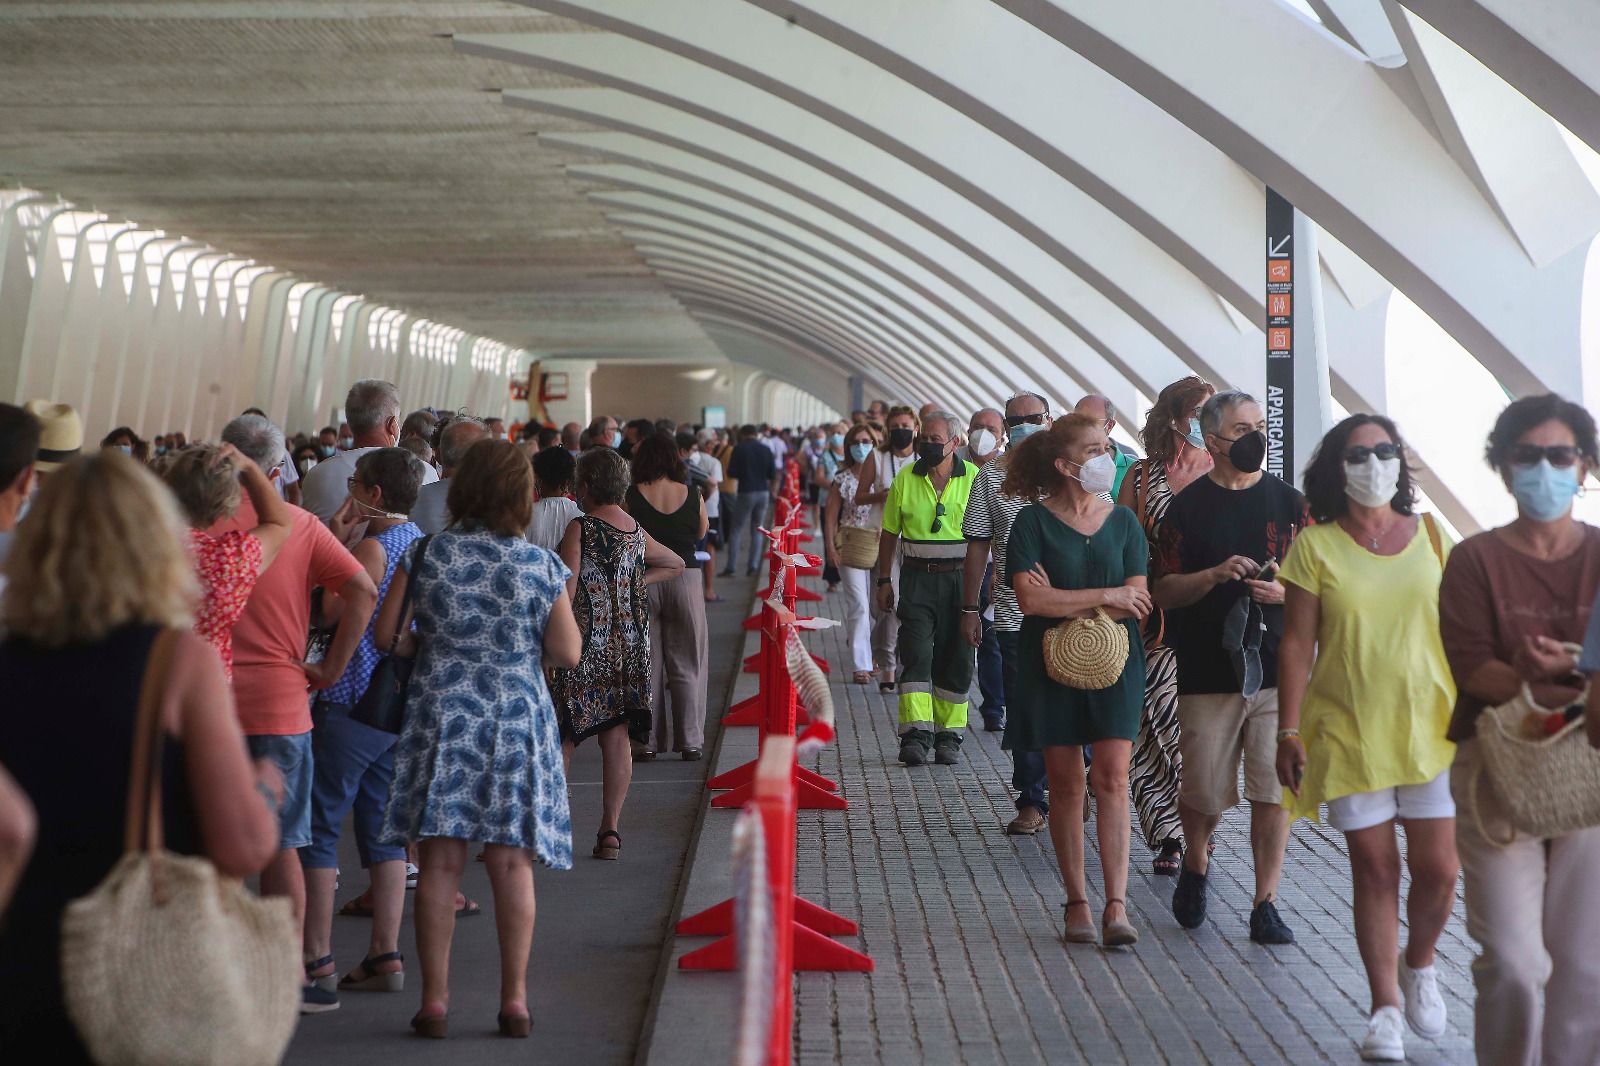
930,501,946,534
1004,412,1047,428
1342,442,1401,464
1509,444,1582,468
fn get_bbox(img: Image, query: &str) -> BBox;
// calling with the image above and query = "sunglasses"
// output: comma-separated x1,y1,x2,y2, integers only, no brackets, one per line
1004,413,1047,428
1509,444,1582,469
930,501,946,534
1342,442,1401,464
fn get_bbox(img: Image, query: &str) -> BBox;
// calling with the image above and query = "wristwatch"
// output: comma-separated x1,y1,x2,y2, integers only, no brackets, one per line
876,577,892,586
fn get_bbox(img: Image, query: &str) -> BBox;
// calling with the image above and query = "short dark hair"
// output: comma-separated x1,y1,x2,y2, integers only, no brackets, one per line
577,446,630,506
675,430,697,452
1301,413,1417,522
319,426,338,439
354,447,425,513
536,425,560,450
532,444,576,496
739,423,758,438
446,439,533,536
1486,394,1599,471
0,403,41,490
626,418,654,438
631,432,687,485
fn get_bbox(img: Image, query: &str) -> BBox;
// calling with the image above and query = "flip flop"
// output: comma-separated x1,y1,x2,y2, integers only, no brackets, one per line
456,898,482,918
338,897,375,918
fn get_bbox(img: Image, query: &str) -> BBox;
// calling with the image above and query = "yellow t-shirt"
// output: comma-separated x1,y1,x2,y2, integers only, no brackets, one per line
1275,518,1457,822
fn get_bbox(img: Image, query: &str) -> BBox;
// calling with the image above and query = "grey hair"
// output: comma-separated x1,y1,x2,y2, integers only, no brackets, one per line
577,445,631,505
1199,390,1258,438
1078,394,1117,423
437,417,489,471
1004,391,1051,417
344,379,401,435
920,409,960,438
220,413,285,474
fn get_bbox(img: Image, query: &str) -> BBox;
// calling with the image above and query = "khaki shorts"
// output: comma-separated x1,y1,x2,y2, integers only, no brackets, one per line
1176,688,1283,815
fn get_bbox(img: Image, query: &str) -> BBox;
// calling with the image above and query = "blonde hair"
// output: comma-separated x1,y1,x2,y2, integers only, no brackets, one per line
3,453,197,646
160,443,241,528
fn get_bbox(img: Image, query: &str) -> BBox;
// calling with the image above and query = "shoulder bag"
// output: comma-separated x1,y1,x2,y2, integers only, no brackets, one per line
1472,656,1600,845
1044,607,1130,690
61,630,301,1066
351,534,431,734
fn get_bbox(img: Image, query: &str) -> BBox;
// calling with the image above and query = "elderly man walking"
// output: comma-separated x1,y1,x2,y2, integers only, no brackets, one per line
877,410,980,766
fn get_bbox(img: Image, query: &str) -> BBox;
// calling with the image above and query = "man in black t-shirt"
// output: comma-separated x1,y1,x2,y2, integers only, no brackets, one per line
1153,390,1308,946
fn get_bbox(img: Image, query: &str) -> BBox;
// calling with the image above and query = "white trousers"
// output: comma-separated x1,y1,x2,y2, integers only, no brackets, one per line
839,564,874,674
1452,740,1600,1066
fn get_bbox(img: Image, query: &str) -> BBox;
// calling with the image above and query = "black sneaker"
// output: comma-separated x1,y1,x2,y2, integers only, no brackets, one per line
932,730,963,765
1249,898,1295,945
1172,865,1208,930
898,728,932,766
301,984,340,1014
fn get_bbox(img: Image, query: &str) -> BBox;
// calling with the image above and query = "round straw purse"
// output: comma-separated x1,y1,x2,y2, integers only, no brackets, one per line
1473,671,1600,844
1043,607,1129,690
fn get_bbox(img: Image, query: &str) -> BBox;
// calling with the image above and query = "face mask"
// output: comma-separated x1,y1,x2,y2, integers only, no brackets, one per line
1007,421,1046,447
116,444,132,455
967,428,997,459
352,496,408,521
155,446,167,457
829,433,845,448
1219,430,1266,474
1181,418,1206,451
1344,455,1402,508
339,436,354,450
849,442,873,463
297,458,316,476
887,427,915,451
1510,459,1580,522
1066,452,1116,495
318,445,336,459
608,429,623,449
917,440,949,465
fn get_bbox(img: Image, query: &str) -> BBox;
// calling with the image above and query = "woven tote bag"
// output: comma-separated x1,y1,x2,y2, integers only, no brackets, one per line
1043,607,1129,690
60,630,301,1066
834,524,880,570
1473,670,1600,844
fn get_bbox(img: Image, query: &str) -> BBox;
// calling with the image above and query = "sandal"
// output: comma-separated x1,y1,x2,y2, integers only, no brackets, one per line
593,829,621,861
304,954,338,992
1102,899,1139,947
410,1009,448,1039
1062,900,1097,944
340,951,404,992
338,896,375,918
851,671,873,685
455,897,482,918
1153,839,1182,876
498,1009,532,1038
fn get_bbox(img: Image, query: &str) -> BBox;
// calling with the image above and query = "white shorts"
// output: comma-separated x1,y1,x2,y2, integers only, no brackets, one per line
1325,769,1455,832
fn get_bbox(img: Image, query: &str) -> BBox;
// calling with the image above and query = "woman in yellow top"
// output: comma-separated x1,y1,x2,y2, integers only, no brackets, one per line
1275,414,1459,1065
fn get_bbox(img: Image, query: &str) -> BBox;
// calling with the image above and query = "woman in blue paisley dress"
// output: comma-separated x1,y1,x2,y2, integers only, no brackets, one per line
375,439,583,1039
552,447,683,862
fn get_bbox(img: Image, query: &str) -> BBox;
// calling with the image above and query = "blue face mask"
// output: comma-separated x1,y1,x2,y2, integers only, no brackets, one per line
1511,459,1580,522
1007,422,1046,447
1181,418,1206,451
609,429,623,449
849,442,873,463
829,432,845,447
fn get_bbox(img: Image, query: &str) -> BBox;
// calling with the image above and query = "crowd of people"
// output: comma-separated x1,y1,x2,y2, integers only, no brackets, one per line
0,375,1597,1066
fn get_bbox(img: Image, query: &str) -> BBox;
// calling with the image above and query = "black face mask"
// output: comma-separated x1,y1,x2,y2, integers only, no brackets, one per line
1221,430,1267,474
917,440,948,465
887,427,915,451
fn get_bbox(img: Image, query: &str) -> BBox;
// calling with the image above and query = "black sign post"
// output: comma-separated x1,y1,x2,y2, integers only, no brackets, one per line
1265,188,1295,485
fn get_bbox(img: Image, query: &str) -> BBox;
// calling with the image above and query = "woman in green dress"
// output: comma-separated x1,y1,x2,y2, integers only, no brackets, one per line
1005,414,1152,947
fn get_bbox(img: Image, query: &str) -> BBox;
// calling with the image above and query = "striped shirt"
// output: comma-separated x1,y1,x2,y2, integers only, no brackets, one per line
961,457,1027,632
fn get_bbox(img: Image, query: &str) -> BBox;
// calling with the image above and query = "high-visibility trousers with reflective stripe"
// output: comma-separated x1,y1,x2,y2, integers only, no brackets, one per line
895,565,975,730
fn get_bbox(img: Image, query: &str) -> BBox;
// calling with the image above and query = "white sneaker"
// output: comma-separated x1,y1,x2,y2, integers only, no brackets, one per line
405,862,420,890
1398,955,1447,1038
1360,1006,1406,1062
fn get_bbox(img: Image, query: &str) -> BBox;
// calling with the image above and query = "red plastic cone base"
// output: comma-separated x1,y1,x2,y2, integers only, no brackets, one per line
678,919,873,972
742,653,761,673
797,766,839,792
794,586,822,602
712,775,846,810
740,613,763,631
720,697,762,727
707,758,755,791
675,895,859,939
810,654,831,674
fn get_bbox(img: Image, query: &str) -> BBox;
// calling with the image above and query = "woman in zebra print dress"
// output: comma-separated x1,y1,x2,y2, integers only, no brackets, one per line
1116,376,1215,875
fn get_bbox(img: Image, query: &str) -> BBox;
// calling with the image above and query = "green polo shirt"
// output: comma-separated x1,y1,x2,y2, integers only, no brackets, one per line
883,456,978,559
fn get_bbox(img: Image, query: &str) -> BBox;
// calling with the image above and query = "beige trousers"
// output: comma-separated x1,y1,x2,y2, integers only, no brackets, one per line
648,566,709,753
1451,740,1600,1066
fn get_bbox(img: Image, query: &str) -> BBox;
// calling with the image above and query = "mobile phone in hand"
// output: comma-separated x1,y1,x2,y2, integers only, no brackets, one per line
1252,557,1278,580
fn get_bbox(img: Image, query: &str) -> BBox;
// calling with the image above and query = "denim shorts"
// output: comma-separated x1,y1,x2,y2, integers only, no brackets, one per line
299,701,404,869
246,730,314,850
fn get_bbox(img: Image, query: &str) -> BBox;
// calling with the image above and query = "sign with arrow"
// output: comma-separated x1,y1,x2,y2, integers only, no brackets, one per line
1265,188,1295,483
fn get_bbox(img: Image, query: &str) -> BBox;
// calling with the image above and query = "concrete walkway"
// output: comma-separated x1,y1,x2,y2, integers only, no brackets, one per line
284,572,757,1065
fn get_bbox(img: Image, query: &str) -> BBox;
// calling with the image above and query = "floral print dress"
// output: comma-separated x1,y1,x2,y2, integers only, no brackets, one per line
551,516,651,746
381,527,574,868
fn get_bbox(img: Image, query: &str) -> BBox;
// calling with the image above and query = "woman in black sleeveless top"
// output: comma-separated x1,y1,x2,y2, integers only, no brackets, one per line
0,453,280,1060
627,434,711,760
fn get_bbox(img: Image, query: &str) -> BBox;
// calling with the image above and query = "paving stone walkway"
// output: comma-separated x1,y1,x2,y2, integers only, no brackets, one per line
785,581,1476,1066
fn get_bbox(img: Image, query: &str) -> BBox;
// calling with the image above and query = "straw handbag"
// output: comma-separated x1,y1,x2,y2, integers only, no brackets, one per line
60,630,301,1066
1043,607,1129,690
1473,667,1600,844
834,524,879,570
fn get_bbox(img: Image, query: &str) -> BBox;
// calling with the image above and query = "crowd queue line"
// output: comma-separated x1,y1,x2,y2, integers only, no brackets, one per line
0,377,1596,1065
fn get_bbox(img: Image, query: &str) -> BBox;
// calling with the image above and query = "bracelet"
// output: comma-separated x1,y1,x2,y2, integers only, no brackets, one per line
960,606,980,614
877,577,891,586
1276,728,1301,743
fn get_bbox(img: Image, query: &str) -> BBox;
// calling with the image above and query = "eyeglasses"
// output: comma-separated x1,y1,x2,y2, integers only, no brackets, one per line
1342,442,1401,464
1508,444,1582,469
1004,412,1047,428
930,501,946,534
346,476,367,491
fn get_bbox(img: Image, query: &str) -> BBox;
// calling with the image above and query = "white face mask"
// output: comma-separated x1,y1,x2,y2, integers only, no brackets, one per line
1343,455,1401,508
1067,452,1116,495
966,428,997,459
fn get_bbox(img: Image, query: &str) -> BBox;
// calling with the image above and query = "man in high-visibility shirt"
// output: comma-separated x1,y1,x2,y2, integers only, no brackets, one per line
876,410,980,766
